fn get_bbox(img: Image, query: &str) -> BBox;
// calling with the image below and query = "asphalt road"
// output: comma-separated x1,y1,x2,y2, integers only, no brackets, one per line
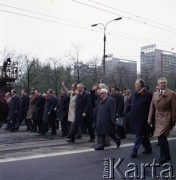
0,139,176,180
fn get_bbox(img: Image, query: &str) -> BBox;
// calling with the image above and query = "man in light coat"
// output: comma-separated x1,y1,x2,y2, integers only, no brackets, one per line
67,83,95,142
148,77,176,164
26,87,36,131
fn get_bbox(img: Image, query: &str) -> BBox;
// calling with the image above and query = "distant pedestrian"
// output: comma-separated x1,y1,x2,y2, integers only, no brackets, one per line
10,89,29,131
57,89,70,137
26,87,36,131
9,89,20,130
42,89,58,135
32,89,45,133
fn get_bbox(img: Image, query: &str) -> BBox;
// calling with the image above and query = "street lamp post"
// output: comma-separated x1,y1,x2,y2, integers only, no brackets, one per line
91,17,122,82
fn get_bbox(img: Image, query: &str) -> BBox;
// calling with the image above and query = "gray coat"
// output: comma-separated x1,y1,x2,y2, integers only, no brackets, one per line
96,96,117,134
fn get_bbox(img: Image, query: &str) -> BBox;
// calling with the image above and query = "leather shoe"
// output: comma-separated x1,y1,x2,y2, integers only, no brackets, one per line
130,154,137,158
67,139,75,143
95,144,104,150
142,149,152,154
115,139,121,148
130,150,137,158
75,136,82,139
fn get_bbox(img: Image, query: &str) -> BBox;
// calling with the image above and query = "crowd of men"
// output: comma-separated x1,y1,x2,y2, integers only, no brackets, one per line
0,76,176,164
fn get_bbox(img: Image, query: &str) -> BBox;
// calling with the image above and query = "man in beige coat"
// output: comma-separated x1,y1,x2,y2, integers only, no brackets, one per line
148,77,176,164
26,87,36,131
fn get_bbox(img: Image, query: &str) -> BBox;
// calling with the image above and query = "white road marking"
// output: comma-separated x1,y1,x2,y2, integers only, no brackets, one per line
0,137,176,164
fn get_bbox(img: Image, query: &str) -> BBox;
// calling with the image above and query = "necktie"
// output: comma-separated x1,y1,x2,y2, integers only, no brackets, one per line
160,91,163,96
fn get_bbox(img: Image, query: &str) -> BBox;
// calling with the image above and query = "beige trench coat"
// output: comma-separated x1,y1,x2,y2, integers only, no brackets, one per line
68,94,77,122
26,94,36,119
148,88,176,137
62,86,78,123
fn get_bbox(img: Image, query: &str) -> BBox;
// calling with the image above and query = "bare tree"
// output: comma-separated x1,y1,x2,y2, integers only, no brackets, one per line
48,57,62,96
66,44,83,83
19,55,40,94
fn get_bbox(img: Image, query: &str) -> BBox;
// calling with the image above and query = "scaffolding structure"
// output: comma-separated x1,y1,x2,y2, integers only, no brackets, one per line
0,58,18,93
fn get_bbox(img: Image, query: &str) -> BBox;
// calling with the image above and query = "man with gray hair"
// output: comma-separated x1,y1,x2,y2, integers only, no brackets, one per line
67,83,95,142
148,77,176,164
95,88,121,150
99,83,108,90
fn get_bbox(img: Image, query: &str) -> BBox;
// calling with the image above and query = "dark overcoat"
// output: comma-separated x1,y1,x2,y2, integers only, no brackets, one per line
43,96,58,124
57,95,70,120
129,89,152,135
18,95,29,119
9,95,20,119
33,95,45,122
0,94,8,121
96,96,117,134
75,91,90,122
90,90,99,125
111,94,124,116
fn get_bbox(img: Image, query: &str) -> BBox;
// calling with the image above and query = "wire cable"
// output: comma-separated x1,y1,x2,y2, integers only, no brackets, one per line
70,0,176,34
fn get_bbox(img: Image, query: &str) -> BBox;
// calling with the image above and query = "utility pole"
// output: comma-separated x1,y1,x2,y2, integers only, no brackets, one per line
91,17,122,82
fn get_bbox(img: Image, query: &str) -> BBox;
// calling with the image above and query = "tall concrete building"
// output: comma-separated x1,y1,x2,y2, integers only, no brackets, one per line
106,57,137,75
140,44,176,77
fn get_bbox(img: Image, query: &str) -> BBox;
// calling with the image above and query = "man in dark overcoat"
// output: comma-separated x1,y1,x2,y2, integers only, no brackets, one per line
9,89,20,129
129,79,152,158
32,89,45,133
42,89,58,135
10,89,29,131
95,88,121,150
0,93,8,127
67,83,95,142
111,87,125,139
57,89,70,137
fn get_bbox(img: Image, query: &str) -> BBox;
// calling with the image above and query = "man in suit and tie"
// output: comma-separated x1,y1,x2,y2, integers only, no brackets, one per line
10,89,29,131
32,89,45,133
67,83,95,142
129,79,152,158
57,89,70,137
42,89,58,135
148,77,176,164
9,89,20,130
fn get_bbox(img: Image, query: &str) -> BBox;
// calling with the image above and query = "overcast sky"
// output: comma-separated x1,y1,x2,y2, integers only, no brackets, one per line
0,0,176,68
